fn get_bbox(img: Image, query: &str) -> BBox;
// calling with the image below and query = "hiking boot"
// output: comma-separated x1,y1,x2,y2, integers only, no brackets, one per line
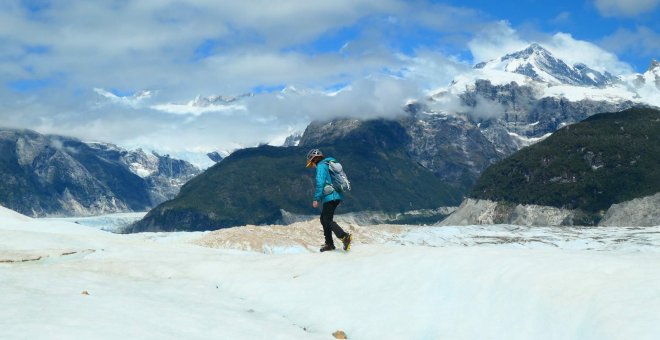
320,244,336,252
341,234,352,251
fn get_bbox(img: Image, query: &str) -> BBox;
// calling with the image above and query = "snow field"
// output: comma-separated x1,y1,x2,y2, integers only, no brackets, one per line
209,245,660,339
41,212,146,232
2,207,660,339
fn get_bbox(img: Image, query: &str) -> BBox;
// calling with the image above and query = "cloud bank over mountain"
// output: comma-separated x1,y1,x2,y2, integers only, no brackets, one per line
0,1,656,153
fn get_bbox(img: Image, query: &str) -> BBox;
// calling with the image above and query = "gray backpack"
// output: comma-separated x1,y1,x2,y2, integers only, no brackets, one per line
327,160,351,192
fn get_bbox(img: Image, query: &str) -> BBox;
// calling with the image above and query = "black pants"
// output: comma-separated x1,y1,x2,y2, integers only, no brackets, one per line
320,200,347,246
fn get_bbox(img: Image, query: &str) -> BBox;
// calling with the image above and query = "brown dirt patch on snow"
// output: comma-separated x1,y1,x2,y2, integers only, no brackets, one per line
192,219,410,253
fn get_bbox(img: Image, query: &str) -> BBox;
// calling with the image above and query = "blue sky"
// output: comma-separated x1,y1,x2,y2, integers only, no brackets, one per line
0,0,658,153
283,0,659,71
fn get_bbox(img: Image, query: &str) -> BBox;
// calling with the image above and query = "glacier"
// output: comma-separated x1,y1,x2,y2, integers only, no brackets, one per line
2,206,660,339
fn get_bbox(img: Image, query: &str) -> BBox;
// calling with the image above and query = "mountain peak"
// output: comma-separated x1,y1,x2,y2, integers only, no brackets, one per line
514,43,551,58
475,43,616,87
529,42,544,50
501,43,556,66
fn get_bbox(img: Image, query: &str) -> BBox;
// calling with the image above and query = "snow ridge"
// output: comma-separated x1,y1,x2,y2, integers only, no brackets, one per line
475,43,617,87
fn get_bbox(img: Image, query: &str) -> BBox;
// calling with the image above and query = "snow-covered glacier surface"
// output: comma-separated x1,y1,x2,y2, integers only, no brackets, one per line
41,212,147,232
195,220,660,254
397,224,660,252
2,206,660,340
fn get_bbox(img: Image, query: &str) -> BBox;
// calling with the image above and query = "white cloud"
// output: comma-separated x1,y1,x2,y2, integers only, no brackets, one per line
408,3,487,33
0,1,644,155
467,21,529,64
544,33,633,75
469,95,507,120
0,1,403,95
151,103,247,117
247,75,422,124
594,0,660,17
0,0,418,152
401,51,471,93
198,51,398,94
428,90,507,120
601,26,660,61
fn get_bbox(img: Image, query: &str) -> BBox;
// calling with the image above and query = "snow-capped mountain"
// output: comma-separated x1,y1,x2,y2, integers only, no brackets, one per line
281,131,303,147
447,43,658,108
474,43,617,87
0,129,200,217
438,44,660,129
302,44,654,192
166,150,228,170
82,143,202,207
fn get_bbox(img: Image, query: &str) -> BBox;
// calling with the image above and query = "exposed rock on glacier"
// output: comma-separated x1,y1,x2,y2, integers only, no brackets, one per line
440,199,582,226
443,192,660,227
599,193,660,227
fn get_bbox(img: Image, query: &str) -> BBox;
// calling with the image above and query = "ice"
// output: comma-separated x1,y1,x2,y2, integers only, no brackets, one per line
130,162,156,178
2,206,660,339
543,84,638,102
41,212,147,232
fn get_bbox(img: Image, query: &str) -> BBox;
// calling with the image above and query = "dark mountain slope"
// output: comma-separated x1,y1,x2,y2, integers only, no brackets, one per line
129,120,463,232
470,107,660,213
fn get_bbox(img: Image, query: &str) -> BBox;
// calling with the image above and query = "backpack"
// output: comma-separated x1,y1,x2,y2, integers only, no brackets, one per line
326,160,351,192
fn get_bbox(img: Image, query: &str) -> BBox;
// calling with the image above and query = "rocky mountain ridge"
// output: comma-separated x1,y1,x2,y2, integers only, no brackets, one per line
302,44,654,192
0,128,200,217
475,43,617,87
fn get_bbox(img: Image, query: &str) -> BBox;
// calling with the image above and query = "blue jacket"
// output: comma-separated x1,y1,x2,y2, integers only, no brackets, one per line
313,157,343,204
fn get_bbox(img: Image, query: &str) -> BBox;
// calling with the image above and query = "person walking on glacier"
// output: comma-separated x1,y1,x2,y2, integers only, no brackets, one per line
306,148,352,252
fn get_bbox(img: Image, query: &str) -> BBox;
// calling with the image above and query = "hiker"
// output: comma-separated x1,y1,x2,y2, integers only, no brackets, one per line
306,148,352,252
